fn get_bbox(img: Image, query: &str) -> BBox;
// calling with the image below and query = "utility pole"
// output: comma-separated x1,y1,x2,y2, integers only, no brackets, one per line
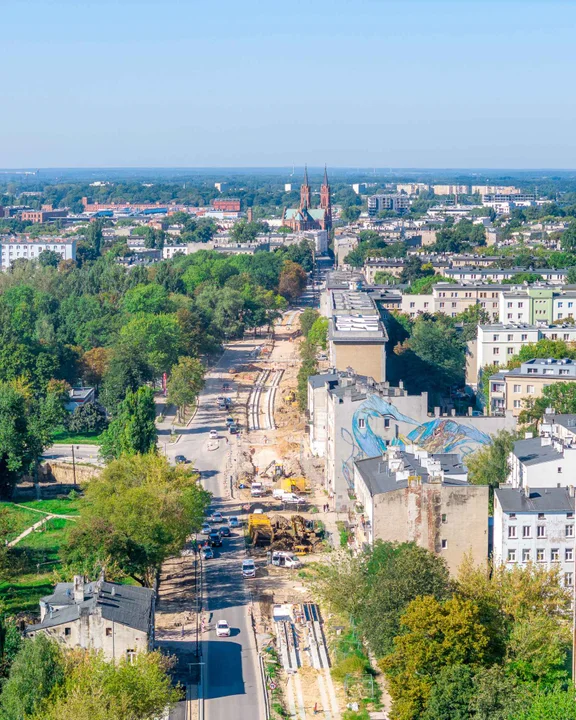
71,446,77,489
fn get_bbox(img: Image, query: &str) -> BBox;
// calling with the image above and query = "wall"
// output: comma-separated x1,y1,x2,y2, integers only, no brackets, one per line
370,482,488,574
332,342,386,383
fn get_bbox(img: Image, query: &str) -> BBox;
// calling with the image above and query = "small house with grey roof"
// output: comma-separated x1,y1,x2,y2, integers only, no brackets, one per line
26,575,155,662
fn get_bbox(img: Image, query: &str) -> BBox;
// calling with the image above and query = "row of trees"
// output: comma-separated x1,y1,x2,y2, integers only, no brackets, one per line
313,542,574,720
296,309,329,410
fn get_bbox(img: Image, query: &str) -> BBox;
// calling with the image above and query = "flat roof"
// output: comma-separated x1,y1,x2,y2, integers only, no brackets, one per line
496,487,574,513
512,437,563,466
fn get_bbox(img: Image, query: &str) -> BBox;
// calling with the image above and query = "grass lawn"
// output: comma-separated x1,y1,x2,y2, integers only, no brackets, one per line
51,428,104,445
1,517,74,615
0,503,43,542
17,497,83,517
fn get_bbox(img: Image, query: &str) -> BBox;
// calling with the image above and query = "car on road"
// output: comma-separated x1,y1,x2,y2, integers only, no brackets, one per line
222,383,230,391
216,620,231,637
225,416,234,426
229,424,238,434
201,523,211,535
202,547,214,560
242,559,256,578
229,517,240,528
209,531,222,547
210,511,224,523
209,430,219,439
175,455,188,464
219,526,231,537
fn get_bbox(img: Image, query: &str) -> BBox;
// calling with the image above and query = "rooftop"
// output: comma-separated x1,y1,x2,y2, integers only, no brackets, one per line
496,487,574,513
512,436,563,466
330,315,387,342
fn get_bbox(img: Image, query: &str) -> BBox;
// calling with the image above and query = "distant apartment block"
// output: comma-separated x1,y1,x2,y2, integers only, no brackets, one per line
212,198,241,212
214,182,229,192
367,194,410,217
472,185,521,196
432,184,470,195
489,358,576,417
499,286,576,324
21,208,68,223
396,183,430,195
0,237,76,269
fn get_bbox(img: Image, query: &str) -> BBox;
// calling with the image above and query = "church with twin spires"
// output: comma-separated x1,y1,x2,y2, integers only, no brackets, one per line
282,166,332,232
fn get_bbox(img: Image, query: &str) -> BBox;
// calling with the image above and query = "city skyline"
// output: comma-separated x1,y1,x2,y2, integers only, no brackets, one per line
2,0,576,168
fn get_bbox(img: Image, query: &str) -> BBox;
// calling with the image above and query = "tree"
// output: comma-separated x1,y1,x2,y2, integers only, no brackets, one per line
422,665,475,720
297,340,319,410
230,220,268,243
62,453,210,585
80,347,110,388
567,266,576,284
0,615,22,680
374,270,400,285
308,316,329,350
400,257,435,284
99,386,157,460
381,595,490,720
519,382,576,424
560,220,576,251
33,649,180,720
167,356,205,423
0,634,65,720
299,308,320,338
514,687,576,720
122,284,171,314
466,429,517,495
341,206,361,223
86,219,103,256
100,343,153,415
278,260,307,301
38,249,62,267
67,401,108,434
118,313,183,378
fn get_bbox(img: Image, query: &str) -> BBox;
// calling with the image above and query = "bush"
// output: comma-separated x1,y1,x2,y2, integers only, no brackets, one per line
331,654,370,682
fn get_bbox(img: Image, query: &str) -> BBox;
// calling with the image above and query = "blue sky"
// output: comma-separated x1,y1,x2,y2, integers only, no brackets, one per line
1,0,575,168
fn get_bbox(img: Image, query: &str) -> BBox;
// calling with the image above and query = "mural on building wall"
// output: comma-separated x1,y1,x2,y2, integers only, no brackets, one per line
340,394,492,488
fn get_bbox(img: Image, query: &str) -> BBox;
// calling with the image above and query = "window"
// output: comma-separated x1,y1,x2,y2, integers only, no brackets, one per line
521,334,528,341
518,302,523,308
507,313,513,319
507,549,516,562
508,525,517,538
126,650,137,664
527,385,535,393
410,302,415,308
558,302,563,308
565,572,573,587
509,513,516,519
493,348,500,355
441,539,448,549
106,628,112,637
536,548,545,562
440,302,445,308
522,549,531,562
522,525,531,538
493,334,499,341
358,418,365,429
566,548,574,562
558,313,564,319
384,418,390,429
508,347,514,354
451,302,456,308
564,334,571,341
441,513,447,524
568,513,574,519
64,627,71,636
507,302,512,308
507,334,513,341
513,384,521,393
513,400,521,408
538,513,545,519
566,524,574,537
551,548,560,562
537,525,546,538
558,467,563,473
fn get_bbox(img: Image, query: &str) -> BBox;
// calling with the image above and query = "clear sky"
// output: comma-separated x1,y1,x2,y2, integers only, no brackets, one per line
2,0,575,169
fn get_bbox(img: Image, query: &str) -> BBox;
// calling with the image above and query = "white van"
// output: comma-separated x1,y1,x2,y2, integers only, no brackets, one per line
250,482,264,497
242,559,256,578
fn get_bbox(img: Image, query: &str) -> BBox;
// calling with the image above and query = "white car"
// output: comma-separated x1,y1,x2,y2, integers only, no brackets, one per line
209,430,219,439
216,620,231,637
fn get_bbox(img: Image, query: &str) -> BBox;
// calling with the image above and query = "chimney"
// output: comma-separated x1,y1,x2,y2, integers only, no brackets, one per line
111,586,116,597
73,575,85,604
569,486,575,498
399,380,404,389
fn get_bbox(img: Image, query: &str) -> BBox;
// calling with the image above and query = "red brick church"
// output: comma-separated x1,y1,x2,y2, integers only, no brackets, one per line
282,166,332,232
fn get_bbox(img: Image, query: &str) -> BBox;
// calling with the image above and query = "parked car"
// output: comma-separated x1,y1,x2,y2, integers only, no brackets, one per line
242,559,256,578
201,523,211,535
216,620,231,637
209,531,222,547
202,547,214,560
210,511,224,523
175,455,188,464
219,526,231,537
222,382,230,391
229,517,240,528
225,416,234,426
229,424,238,434
209,430,219,439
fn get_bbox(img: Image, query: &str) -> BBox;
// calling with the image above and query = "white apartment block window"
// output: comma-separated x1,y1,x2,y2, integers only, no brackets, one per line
522,525,531,538
508,525,517,538
565,572,573,587
507,302,512,308
537,525,546,538
507,347,514,354
509,513,516,519
527,385,535,394
518,302,523,308
536,548,545,562
507,549,516,562
513,384,521,393
493,334,499,341
507,334,513,341
558,302,563,308
521,549,530,562
551,548,560,562
521,334,528,341
358,418,365,429
513,400,521,408
566,548,574,562
441,539,448,549
410,302,415,308
494,348,500,355
566,524,574,538
558,467,563,473
558,313,563,319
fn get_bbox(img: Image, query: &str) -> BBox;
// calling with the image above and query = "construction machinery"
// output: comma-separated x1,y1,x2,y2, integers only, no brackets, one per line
248,513,272,546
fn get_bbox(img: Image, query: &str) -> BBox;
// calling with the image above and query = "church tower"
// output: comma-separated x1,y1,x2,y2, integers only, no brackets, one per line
300,165,312,210
320,165,332,229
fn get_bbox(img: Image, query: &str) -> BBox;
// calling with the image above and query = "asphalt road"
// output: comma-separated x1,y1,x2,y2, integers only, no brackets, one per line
164,339,265,720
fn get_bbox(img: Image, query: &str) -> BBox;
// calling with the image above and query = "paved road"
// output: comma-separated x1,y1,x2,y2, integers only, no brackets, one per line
164,339,266,720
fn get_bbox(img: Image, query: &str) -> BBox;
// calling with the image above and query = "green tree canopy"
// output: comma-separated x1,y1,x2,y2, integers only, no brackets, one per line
167,356,205,423
100,386,157,460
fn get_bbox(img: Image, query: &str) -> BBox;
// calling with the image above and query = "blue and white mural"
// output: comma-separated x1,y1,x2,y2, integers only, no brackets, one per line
340,395,492,488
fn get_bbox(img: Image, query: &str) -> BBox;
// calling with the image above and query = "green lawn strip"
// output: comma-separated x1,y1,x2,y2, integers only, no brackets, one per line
51,428,104,445
0,575,57,615
17,498,83,516
0,503,44,542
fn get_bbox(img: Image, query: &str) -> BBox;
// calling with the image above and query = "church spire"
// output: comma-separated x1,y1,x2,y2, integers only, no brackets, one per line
300,164,311,211
323,164,329,187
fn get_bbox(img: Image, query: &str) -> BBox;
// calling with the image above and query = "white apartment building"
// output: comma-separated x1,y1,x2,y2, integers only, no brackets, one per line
401,294,433,316
493,486,575,589
508,434,576,489
0,237,76,269
367,194,410,216
499,287,576,324
396,183,430,195
446,268,567,285
432,184,470,195
471,185,521,196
